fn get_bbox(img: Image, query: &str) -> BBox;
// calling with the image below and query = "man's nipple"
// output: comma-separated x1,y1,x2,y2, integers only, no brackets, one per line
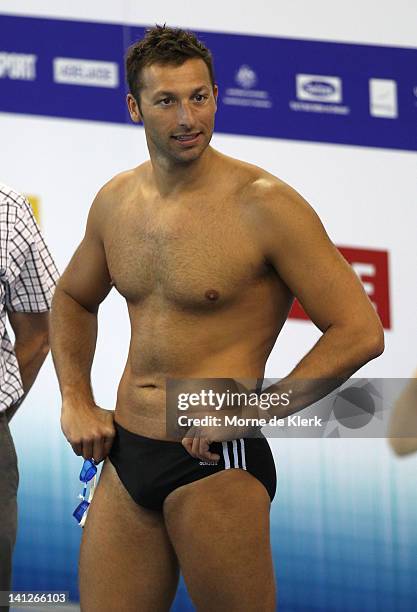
205,289,220,301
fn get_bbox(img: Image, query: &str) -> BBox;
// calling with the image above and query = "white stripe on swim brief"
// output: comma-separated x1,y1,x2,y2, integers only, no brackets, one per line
232,439,239,468
222,440,247,470
222,442,231,469
239,439,247,470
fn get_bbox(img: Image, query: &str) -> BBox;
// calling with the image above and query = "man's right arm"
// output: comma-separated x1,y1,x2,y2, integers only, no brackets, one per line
50,190,115,462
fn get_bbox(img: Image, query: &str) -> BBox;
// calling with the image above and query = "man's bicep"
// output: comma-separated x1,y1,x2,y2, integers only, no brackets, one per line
263,186,375,332
58,198,112,312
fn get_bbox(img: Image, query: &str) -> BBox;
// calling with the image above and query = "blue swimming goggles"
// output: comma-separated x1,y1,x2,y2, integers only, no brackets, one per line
73,458,97,527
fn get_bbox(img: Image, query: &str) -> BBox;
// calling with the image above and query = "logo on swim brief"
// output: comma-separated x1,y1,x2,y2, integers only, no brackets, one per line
290,73,350,115
199,460,218,466
222,64,272,109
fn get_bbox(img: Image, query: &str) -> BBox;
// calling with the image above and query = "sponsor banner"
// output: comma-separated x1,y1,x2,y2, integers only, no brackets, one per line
0,14,416,149
290,246,391,329
0,15,126,123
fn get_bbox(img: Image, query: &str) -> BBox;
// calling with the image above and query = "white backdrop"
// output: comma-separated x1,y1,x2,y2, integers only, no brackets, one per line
2,0,417,46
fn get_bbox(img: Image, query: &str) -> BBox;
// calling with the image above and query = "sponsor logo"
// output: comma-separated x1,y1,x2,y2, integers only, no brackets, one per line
0,52,37,80
290,73,350,115
289,247,391,329
222,64,272,109
199,461,218,466
53,57,119,88
369,78,398,118
235,65,257,89
296,74,342,103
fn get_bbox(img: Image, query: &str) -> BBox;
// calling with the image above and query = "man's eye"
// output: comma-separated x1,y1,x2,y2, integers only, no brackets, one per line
159,98,173,105
194,94,207,102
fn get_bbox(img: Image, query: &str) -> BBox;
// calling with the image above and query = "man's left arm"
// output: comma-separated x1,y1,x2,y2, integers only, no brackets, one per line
255,180,384,419
5,312,50,422
181,179,385,460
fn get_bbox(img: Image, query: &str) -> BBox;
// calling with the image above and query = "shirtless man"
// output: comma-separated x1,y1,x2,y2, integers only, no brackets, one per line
50,25,384,612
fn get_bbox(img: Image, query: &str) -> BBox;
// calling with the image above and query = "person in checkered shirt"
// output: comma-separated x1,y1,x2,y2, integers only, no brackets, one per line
0,183,58,610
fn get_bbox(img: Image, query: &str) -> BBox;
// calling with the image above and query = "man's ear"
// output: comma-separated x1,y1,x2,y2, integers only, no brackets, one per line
213,84,219,112
127,93,143,123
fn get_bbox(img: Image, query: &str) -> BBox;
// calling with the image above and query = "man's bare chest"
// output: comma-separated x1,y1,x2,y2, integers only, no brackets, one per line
104,201,267,309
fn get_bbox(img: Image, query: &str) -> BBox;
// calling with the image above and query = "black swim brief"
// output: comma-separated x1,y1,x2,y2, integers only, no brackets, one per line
108,422,277,511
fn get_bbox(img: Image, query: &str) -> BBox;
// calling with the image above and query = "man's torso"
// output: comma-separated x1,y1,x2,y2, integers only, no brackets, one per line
99,154,293,439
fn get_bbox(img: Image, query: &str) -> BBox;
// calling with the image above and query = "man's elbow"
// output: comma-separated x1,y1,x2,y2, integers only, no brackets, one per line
388,437,405,456
347,320,384,365
365,324,385,360
388,436,417,457
36,327,51,358
42,334,51,357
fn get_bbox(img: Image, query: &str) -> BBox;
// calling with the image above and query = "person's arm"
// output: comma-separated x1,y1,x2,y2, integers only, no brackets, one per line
256,179,384,418
3,193,58,421
387,372,417,456
5,312,50,422
181,179,384,461
50,191,115,462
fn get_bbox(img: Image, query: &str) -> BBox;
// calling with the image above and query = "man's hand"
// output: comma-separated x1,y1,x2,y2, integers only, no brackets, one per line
61,402,115,463
181,423,225,463
181,405,260,462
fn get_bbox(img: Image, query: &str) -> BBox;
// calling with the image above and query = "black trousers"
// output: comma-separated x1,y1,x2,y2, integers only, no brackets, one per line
0,412,18,612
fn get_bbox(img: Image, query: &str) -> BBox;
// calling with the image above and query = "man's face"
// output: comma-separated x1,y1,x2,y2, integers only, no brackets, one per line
127,58,218,164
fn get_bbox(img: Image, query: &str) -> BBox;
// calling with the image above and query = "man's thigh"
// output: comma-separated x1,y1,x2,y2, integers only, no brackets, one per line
0,414,18,610
163,469,276,612
79,460,179,612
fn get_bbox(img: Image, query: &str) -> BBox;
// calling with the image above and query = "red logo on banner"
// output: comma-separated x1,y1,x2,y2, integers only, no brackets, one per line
289,246,391,329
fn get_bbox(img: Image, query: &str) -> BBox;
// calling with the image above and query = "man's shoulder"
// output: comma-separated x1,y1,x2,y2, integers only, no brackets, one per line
92,163,148,212
225,157,292,210
221,156,315,238
0,182,28,214
97,166,140,199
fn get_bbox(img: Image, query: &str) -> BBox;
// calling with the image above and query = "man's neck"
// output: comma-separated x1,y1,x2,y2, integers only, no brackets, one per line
150,146,217,198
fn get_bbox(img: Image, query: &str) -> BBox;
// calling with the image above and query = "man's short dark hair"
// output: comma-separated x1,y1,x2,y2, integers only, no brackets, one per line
126,24,216,104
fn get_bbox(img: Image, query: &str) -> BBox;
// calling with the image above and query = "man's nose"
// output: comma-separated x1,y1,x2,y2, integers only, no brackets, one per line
177,101,194,128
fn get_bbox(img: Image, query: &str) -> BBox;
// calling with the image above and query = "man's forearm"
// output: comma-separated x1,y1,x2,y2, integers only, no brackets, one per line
50,287,98,404
261,322,384,420
5,338,50,421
